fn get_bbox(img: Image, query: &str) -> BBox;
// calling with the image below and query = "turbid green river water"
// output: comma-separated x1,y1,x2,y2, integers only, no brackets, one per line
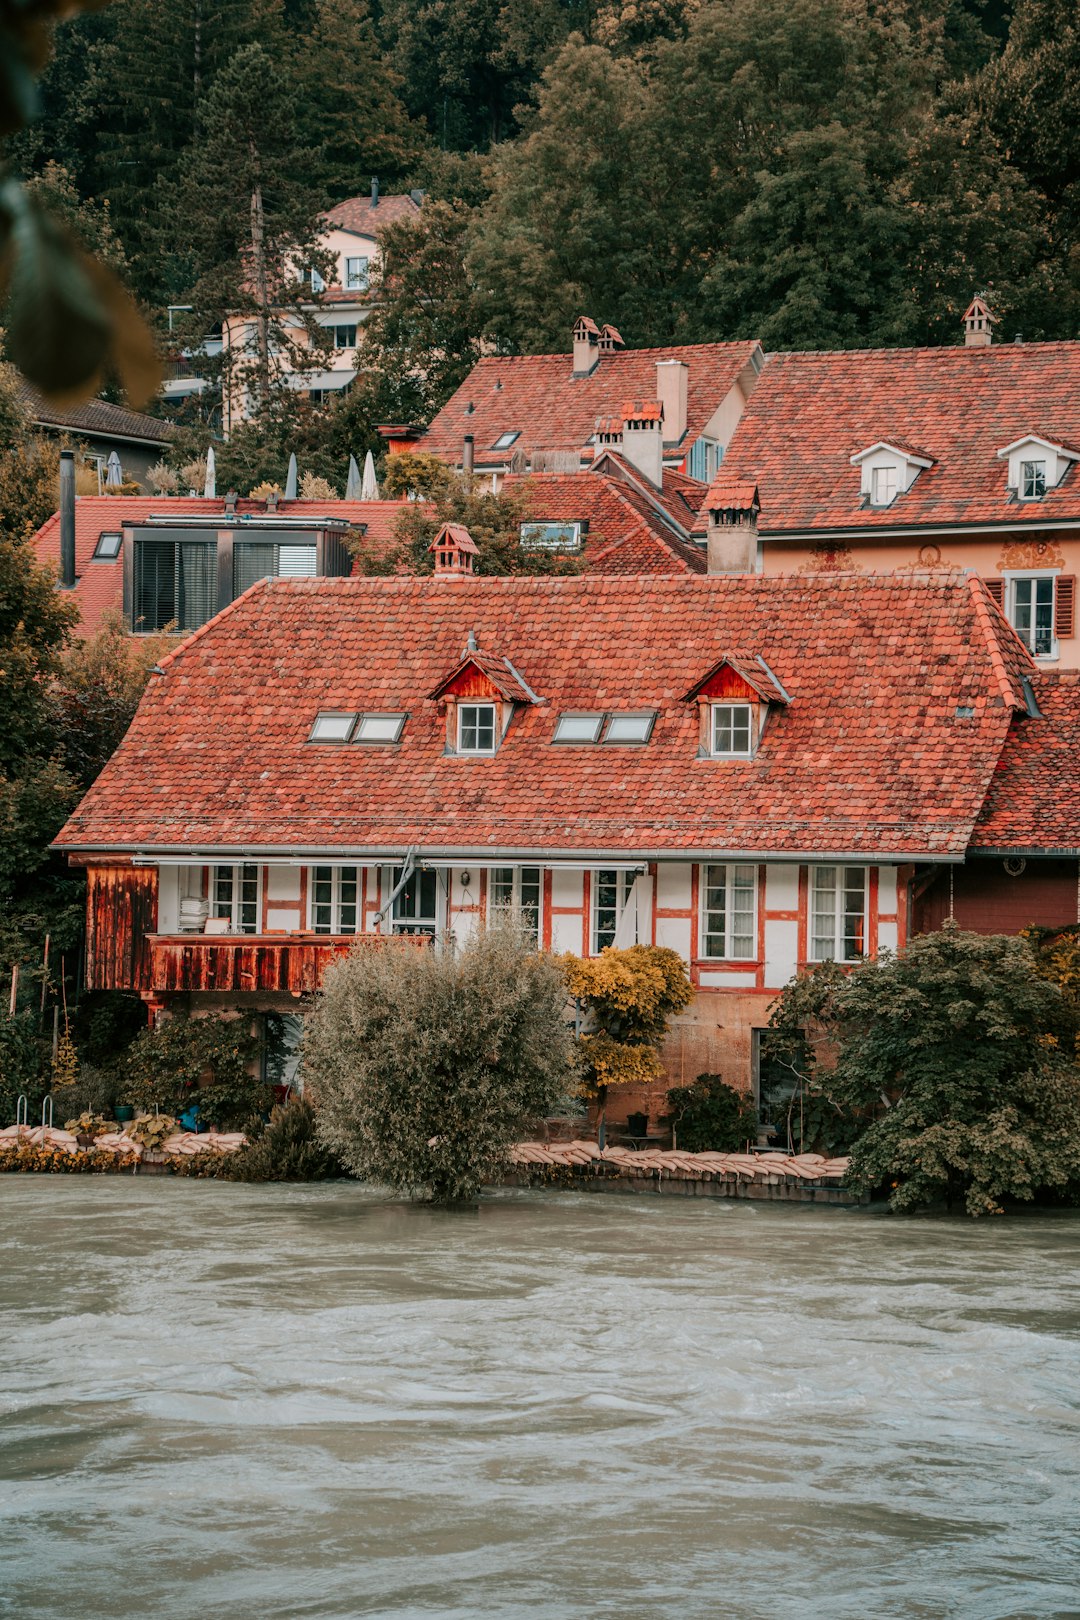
1,1181,1078,1620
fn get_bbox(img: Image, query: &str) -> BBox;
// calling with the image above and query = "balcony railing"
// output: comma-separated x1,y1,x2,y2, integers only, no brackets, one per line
147,931,430,996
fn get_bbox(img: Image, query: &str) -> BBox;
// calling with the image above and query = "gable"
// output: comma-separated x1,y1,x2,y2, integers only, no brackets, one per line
436,665,503,702
693,666,761,703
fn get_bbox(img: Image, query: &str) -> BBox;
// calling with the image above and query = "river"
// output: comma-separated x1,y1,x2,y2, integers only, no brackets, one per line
1,1180,1078,1619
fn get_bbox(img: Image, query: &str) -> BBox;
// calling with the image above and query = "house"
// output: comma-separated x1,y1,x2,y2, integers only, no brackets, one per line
53,536,1044,1126
708,303,1080,667
405,319,763,484
31,492,412,637
221,180,423,433
502,461,708,575
16,379,176,492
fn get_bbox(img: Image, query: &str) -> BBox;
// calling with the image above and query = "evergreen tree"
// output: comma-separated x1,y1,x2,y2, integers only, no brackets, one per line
178,41,332,418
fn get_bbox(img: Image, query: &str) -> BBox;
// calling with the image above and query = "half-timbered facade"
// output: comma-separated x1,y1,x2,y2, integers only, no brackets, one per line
55,557,1041,1124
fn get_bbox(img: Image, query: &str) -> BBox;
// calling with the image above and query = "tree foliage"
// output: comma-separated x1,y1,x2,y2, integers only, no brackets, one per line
768,927,1080,1215
118,1011,265,1130
385,465,587,577
306,921,577,1201
667,1072,760,1152
563,944,692,1093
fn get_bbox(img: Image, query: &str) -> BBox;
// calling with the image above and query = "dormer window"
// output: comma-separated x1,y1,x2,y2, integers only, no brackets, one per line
851,441,933,506
711,703,753,757
1021,460,1047,501
870,465,897,507
457,703,496,755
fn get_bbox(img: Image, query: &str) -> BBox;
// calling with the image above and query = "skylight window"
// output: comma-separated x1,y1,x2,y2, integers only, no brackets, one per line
93,532,122,559
520,521,582,551
603,713,655,745
553,713,605,744
354,713,406,744
492,431,521,449
309,712,356,742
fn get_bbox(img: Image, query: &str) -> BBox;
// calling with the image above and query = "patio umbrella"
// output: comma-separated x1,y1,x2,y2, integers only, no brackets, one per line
360,449,379,500
105,451,123,488
345,455,361,499
284,453,298,499
203,445,216,499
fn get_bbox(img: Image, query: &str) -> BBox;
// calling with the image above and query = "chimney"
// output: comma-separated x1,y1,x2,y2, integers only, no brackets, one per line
621,398,664,488
962,294,994,348
371,176,379,208
59,449,76,589
655,359,688,446
266,488,280,512
594,416,622,453
572,316,601,377
429,522,479,578
224,488,238,515
598,324,624,355
463,433,474,475
704,480,761,574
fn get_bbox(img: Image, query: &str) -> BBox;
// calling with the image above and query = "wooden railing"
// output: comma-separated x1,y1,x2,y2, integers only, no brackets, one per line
146,931,431,996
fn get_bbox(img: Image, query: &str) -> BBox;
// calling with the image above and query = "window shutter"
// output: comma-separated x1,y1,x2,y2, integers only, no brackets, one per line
1055,575,1076,640
983,578,1005,609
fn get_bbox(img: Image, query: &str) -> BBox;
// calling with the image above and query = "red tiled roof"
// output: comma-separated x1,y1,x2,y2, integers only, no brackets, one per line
420,341,762,465
717,343,1080,537
971,675,1080,852
30,496,413,636
16,381,175,446
508,470,706,575
55,574,1031,861
323,193,420,240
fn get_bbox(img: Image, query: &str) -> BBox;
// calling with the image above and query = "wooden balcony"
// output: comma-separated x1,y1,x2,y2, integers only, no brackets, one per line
146,931,431,996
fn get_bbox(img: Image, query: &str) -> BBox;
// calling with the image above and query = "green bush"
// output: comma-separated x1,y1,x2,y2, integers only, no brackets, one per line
666,1072,760,1152
117,1012,266,1130
225,1097,346,1182
306,919,578,1202
0,1009,49,1123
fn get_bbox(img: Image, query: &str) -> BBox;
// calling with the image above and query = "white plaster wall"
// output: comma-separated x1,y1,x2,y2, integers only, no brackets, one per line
550,913,584,954
267,867,301,903
698,969,757,989
550,868,583,909
700,381,748,453
878,920,899,954
157,866,179,932
655,914,692,963
765,864,800,910
655,862,693,910
877,865,898,914
634,873,654,944
764,917,800,989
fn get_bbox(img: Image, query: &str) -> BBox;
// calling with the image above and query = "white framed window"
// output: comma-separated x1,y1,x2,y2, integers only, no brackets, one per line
711,702,753,757
93,531,122,559
490,866,542,943
345,256,369,290
553,713,604,744
492,430,520,449
309,712,356,742
603,712,655,745
592,869,635,953
211,863,260,934
457,703,497,754
700,864,757,959
309,865,359,934
1009,575,1056,657
330,323,357,349
870,465,897,506
354,713,406,744
1020,460,1047,501
810,866,867,962
309,267,326,293
391,866,439,936
520,521,582,551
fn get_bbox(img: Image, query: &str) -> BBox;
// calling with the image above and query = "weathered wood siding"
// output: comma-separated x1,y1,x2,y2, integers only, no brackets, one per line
147,933,429,996
914,858,1079,936
86,864,158,992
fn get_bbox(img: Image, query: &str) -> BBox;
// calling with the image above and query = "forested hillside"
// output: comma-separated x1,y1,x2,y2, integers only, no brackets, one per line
8,0,1080,464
